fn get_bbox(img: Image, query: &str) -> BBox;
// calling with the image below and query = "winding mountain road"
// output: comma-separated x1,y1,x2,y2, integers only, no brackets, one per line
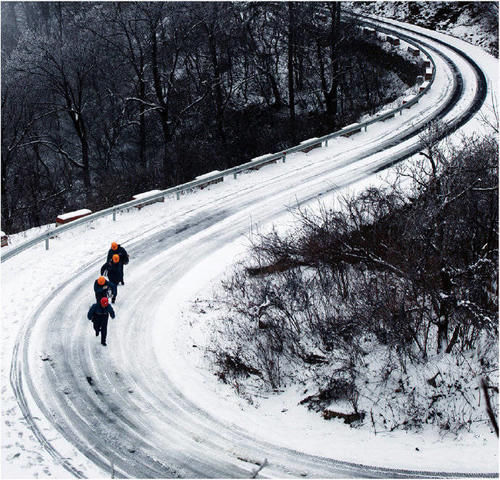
4,18,497,478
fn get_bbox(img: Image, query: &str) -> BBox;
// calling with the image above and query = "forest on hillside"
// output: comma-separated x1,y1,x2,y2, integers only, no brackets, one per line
1,2,422,234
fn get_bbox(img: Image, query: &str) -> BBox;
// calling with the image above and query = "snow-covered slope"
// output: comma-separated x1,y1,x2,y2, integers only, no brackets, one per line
351,2,499,56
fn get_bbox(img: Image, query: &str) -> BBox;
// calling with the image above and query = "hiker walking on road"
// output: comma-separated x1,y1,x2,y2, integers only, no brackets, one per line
107,242,129,285
100,255,121,303
87,297,115,346
94,275,117,303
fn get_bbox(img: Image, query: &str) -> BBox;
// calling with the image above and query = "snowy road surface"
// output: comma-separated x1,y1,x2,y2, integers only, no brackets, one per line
2,19,498,479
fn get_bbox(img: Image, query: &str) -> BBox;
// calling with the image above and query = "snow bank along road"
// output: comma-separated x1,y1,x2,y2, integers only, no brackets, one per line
3,19,497,478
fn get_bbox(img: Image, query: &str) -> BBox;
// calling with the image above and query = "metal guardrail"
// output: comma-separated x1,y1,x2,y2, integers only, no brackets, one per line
1,22,436,264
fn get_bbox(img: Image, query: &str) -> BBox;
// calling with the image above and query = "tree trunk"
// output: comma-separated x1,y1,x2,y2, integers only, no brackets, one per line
445,325,460,354
64,85,91,198
31,143,44,226
159,112,173,186
138,74,147,169
287,2,296,142
208,30,226,145
81,134,91,193
436,269,452,353
268,72,282,109
326,2,341,127
150,22,172,186
68,110,92,198
206,6,226,146
317,40,327,102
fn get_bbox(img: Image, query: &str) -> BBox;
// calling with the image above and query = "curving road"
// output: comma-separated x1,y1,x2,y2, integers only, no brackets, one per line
6,19,497,478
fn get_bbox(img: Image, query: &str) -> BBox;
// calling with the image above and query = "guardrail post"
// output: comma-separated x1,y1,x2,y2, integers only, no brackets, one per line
364,125,368,132
176,191,180,200
233,172,238,179
45,238,49,250
113,210,116,221
282,153,286,163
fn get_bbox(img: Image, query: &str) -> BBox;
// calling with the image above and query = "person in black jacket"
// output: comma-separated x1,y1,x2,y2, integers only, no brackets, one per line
100,255,121,303
93,275,117,302
107,242,129,285
87,297,115,346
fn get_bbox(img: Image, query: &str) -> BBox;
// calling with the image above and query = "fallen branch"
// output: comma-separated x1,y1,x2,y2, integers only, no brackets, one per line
481,378,499,437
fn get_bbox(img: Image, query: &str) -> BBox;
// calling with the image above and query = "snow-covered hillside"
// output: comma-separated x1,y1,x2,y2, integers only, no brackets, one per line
351,1,499,56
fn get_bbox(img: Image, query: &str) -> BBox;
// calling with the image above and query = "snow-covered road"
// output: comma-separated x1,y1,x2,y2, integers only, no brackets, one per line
2,19,498,478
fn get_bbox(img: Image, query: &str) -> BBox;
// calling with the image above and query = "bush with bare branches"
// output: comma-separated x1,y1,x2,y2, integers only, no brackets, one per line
208,128,498,433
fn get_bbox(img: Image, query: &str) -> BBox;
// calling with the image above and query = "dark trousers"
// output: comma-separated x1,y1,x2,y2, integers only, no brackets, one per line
92,317,108,344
